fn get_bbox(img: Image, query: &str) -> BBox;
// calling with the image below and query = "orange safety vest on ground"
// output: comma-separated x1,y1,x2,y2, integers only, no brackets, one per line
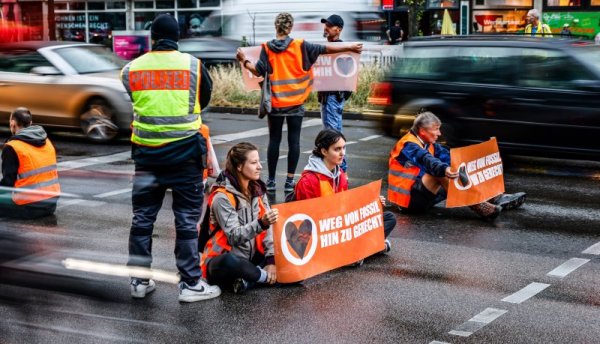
387,132,435,208
5,139,61,205
263,39,314,108
200,187,267,278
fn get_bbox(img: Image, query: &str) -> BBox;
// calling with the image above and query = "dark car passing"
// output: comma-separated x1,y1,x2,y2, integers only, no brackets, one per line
178,37,240,68
369,36,600,160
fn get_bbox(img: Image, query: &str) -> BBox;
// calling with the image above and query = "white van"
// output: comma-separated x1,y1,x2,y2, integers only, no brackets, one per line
197,0,385,45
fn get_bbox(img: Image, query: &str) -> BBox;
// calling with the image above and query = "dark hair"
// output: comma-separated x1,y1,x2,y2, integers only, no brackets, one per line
11,107,32,128
312,129,346,158
225,142,259,177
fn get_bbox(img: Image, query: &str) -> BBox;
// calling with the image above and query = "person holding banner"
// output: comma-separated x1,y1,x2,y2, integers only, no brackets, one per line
200,142,279,294
388,112,526,219
295,129,395,258
236,12,362,193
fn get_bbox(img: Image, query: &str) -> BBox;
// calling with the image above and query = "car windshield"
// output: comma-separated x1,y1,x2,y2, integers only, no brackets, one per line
53,45,125,74
575,46,600,74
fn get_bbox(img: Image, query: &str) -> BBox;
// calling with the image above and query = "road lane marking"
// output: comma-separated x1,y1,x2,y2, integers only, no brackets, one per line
449,308,507,337
502,282,550,304
50,309,185,330
57,199,106,209
430,341,451,344
10,321,144,343
95,188,132,198
211,118,322,144
582,242,600,255
360,134,382,141
547,258,590,278
58,151,131,171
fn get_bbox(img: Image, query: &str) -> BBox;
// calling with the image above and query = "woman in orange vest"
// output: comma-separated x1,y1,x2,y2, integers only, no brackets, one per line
0,107,60,219
388,111,525,219
294,129,395,263
237,12,362,194
200,142,279,294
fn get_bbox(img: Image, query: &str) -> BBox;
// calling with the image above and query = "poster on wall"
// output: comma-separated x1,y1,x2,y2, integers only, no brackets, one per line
472,10,528,33
112,31,151,61
543,12,600,39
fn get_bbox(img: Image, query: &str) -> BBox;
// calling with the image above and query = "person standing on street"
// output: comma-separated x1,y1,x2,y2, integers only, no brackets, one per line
236,12,362,193
386,20,404,45
525,9,553,37
121,13,221,302
0,107,60,219
560,23,572,37
318,14,352,172
388,111,526,219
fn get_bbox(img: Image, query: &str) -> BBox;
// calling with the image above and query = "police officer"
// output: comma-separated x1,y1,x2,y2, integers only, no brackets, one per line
121,13,220,302
0,107,60,219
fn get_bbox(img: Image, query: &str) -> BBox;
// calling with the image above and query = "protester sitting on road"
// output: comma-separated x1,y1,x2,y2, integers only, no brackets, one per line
294,129,395,264
236,12,362,193
200,142,279,294
388,111,526,219
0,107,60,219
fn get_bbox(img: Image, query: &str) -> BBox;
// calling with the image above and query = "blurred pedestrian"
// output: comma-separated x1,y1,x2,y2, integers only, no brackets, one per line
386,20,404,45
388,112,526,219
560,23,572,37
525,9,553,37
318,14,352,172
200,142,278,294
236,12,362,193
294,129,394,265
0,107,60,219
121,13,220,302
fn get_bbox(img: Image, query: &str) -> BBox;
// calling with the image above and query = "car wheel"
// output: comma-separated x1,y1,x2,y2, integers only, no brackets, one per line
80,98,119,142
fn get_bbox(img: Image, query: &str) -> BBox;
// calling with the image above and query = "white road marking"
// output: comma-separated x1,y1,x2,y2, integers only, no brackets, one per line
582,242,600,255
279,155,288,160
95,188,132,198
449,308,507,337
346,140,357,145
547,258,590,278
502,282,550,304
57,151,131,171
430,341,451,344
360,135,382,141
50,309,185,329
211,118,322,144
57,199,106,209
10,321,145,343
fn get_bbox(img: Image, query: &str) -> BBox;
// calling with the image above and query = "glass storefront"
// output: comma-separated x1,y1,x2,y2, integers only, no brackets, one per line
472,9,528,32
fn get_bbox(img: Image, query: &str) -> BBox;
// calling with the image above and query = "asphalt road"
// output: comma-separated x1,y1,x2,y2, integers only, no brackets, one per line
0,113,599,344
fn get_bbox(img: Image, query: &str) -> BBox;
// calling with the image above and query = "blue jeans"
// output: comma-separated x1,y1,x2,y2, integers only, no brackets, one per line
128,163,204,285
320,94,347,171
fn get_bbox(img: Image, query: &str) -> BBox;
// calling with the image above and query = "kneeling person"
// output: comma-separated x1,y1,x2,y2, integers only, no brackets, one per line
0,107,60,218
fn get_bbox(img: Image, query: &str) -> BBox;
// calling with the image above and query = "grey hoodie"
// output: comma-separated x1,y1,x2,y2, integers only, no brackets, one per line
209,177,274,261
303,154,343,191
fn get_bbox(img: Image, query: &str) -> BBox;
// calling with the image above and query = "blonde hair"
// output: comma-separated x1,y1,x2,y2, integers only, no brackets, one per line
275,12,294,36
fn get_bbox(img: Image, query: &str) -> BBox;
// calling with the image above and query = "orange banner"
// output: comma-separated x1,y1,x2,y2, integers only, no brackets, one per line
272,180,385,283
239,43,360,92
446,138,505,208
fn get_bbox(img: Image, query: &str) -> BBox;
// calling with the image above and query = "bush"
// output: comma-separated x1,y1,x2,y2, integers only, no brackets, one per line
208,63,384,113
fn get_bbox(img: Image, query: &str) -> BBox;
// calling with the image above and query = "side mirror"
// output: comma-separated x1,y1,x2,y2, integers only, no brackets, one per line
30,66,61,76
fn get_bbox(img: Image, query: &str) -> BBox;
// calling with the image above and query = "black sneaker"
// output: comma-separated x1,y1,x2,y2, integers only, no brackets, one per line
266,179,276,192
490,192,526,211
232,278,248,294
284,179,295,192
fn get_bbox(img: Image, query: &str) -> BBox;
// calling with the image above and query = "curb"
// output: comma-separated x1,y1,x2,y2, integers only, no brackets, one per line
207,106,384,122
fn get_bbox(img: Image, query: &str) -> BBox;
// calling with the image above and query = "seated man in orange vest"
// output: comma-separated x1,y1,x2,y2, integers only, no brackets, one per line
0,107,60,218
388,111,525,219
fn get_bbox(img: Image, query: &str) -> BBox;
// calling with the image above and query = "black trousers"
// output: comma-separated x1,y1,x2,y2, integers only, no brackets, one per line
206,252,265,287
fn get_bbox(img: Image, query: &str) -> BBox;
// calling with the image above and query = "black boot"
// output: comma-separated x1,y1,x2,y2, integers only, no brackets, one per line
489,192,526,211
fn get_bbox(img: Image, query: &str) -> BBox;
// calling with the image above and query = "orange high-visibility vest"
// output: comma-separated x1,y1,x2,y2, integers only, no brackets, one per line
263,39,314,108
5,139,61,205
199,124,210,181
200,187,267,278
387,132,435,208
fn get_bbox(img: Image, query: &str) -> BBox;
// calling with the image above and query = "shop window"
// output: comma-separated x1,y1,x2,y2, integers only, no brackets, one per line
55,13,87,41
134,12,158,30
88,1,105,10
427,0,459,8
88,12,126,46
474,0,532,7
178,11,212,38
592,0,600,5
68,1,86,10
199,0,219,7
156,0,174,8
472,10,528,33
106,2,126,9
546,0,581,6
54,3,68,10
178,0,197,8
134,1,154,9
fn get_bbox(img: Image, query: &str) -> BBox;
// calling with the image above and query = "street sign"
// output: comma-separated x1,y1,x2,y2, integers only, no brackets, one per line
382,0,394,10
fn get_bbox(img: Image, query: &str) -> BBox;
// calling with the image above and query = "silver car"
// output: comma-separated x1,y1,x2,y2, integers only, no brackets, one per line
0,41,133,142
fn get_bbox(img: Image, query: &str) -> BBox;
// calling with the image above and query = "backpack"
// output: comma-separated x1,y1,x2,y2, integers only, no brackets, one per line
198,188,238,252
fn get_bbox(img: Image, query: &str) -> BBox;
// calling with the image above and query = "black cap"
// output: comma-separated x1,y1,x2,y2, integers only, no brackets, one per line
151,13,180,42
321,15,344,29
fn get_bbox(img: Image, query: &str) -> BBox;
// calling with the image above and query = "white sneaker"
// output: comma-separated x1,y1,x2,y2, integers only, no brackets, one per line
130,278,156,298
178,280,221,303
383,239,391,254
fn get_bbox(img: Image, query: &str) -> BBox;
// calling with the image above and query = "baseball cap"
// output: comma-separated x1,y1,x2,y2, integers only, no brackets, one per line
321,15,344,29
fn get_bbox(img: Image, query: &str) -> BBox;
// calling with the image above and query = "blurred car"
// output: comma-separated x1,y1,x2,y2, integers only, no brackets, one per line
178,37,240,68
0,41,132,142
369,36,600,160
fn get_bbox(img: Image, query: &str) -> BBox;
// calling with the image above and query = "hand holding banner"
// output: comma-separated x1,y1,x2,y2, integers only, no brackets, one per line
272,180,385,283
446,138,505,207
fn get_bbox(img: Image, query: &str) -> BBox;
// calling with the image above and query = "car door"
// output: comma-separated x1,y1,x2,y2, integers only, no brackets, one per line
497,47,600,157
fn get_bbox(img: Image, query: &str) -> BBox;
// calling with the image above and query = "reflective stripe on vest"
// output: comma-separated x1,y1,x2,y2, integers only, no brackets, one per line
387,132,435,208
264,39,314,108
121,51,202,146
5,139,61,205
200,187,267,278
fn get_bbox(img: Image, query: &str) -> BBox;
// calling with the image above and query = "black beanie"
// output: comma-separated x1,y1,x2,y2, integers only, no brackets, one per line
151,14,180,42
